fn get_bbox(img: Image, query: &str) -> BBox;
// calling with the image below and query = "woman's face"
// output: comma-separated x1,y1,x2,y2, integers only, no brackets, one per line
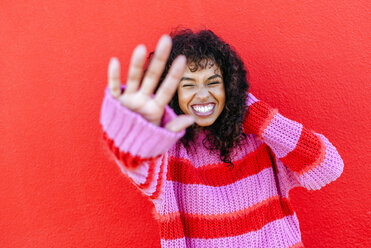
177,62,226,127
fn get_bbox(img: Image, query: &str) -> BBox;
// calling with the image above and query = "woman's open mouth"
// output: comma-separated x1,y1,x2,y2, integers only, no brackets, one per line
191,103,216,116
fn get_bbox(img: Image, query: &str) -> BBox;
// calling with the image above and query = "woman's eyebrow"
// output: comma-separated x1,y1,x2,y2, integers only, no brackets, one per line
180,74,221,82
207,74,222,80
180,77,195,82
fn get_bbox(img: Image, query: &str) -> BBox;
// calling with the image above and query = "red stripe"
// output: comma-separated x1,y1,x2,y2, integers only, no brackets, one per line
136,159,156,190
289,241,304,248
167,143,273,186
103,131,160,190
103,132,148,169
280,128,326,175
150,155,166,200
158,196,294,240
243,101,278,137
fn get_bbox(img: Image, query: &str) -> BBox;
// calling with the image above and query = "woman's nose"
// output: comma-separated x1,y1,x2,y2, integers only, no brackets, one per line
195,86,210,99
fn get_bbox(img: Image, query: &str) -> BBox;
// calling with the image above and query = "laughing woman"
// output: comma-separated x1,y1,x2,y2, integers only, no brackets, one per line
100,29,344,248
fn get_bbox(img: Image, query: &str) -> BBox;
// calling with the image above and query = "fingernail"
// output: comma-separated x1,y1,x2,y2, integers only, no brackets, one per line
160,34,171,44
177,55,187,63
135,44,146,53
110,57,119,65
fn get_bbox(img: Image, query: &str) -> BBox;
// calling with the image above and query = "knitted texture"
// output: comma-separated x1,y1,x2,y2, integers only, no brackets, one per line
100,89,344,248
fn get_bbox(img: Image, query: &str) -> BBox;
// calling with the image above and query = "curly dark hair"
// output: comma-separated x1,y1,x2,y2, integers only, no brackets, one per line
153,28,250,166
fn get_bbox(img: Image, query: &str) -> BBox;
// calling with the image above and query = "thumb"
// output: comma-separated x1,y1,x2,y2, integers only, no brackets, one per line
165,115,195,133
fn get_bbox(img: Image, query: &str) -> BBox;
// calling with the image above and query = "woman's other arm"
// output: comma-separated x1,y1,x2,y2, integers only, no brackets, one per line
243,92,344,190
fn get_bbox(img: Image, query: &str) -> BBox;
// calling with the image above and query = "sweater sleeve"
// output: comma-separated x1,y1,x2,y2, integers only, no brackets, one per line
100,86,184,201
243,92,344,190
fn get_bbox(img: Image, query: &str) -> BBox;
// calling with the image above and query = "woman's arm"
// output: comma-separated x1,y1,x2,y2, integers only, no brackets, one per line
100,86,183,201
100,35,194,202
243,92,344,190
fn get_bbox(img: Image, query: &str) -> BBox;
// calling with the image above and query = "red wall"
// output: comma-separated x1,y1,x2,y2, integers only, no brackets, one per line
1,1,370,247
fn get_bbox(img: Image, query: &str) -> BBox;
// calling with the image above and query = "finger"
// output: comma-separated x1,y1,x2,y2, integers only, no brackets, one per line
246,92,259,107
140,35,172,96
108,57,122,98
165,115,195,133
125,44,147,94
154,55,186,107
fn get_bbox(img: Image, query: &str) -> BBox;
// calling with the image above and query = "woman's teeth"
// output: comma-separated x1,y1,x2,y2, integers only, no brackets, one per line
192,104,214,113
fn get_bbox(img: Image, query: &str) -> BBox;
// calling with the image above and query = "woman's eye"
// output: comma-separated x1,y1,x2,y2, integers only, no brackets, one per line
208,81,220,86
183,84,195,88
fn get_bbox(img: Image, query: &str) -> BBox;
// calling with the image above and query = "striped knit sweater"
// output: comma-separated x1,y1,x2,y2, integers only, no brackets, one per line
100,87,344,248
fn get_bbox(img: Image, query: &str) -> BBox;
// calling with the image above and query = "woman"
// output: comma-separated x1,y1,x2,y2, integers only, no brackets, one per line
100,29,344,248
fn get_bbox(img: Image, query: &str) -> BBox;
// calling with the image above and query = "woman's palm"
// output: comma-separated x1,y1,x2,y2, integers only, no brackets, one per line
108,35,194,132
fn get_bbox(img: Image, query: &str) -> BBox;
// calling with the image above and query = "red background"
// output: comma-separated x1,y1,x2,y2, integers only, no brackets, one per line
1,1,370,247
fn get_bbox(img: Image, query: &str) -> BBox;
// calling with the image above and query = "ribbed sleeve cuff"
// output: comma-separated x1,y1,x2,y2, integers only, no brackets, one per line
100,87,185,158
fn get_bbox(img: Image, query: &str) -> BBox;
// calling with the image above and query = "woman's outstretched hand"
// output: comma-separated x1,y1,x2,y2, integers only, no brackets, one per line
108,35,195,133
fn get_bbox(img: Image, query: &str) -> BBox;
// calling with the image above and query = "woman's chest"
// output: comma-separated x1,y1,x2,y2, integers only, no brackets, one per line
164,142,279,214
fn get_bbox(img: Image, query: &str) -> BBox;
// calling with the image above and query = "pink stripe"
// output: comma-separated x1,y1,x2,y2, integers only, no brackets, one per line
160,214,302,248
100,95,115,130
246,92,259,106
112,114,135,149
262,113,303,158
105,103,126,139
159,167,283,215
